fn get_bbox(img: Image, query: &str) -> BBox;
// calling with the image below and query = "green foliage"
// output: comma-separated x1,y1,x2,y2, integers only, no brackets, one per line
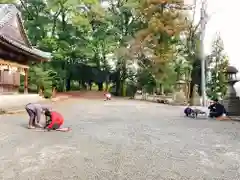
137,68,156,93
126,80,137,97
206,35,228,99
207,71,226,100
16,0,191,96
161,63,178,90
133,0,187,80
29,65,52,90
27,65,54,98
173,57,191,81
0,0,15,2
44,89,52,99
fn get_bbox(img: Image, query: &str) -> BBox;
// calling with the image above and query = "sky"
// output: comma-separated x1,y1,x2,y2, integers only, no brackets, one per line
186,0,240,93
190,0,239,68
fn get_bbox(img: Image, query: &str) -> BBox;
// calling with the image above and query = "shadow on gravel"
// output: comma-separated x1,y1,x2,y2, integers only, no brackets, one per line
19,124,28,129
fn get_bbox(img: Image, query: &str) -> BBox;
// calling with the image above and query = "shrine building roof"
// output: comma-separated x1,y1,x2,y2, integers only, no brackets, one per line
0,4,51,61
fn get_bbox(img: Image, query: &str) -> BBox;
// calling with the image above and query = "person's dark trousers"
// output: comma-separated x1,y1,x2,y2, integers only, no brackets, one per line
209,112,223,118
25,106,36,126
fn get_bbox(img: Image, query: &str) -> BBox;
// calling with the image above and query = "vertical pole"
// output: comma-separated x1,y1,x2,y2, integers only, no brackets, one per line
200,1,207,106
24,68,28,94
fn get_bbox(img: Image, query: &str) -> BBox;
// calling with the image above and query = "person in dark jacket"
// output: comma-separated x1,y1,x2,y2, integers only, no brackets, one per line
184,106,194,117
208,99,227,118
25,103,50,129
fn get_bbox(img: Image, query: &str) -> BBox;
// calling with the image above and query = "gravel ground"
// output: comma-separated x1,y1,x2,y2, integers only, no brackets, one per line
1,99,240,180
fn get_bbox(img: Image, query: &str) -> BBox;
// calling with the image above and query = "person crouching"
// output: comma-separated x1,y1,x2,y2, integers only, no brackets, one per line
208,99,227,119
104,92,111,101
184,105,194,117
43,110,70,132
44,110,64,131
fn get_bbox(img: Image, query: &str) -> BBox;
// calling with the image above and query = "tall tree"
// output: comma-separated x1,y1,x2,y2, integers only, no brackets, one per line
15,0,192,96
103,0,142,95
132,0,187,92
87,8,117,90
207,35,228,99
176,0,203,103
19,0,100,92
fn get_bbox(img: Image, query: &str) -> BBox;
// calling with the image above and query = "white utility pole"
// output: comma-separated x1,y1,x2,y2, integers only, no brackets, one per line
200,1,207,106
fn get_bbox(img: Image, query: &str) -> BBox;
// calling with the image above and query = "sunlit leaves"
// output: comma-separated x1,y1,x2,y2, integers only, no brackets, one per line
29,65,53,90
206,35,229,99
0,0,16,3
133,0,188,79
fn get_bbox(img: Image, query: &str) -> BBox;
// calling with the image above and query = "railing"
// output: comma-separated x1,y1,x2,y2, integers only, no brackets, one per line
134,93,173,102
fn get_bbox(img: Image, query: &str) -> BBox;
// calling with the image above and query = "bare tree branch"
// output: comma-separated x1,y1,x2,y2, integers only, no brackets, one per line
19,0,35,20
190,0,197,29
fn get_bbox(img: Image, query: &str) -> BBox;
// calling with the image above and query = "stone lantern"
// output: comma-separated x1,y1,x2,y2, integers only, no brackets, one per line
225,66,239,97
173,78,187,105
176,79,186,91
222,65,240,116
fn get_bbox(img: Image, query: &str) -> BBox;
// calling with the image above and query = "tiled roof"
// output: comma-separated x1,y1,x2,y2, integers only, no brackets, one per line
0,4,51,60
0,34,51,59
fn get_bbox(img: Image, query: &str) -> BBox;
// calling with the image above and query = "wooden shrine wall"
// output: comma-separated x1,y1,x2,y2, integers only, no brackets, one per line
0,69,20,94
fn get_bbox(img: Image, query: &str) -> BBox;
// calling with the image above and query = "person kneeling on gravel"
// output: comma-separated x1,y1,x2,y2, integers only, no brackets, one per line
43,110,70,132
208,99,227,119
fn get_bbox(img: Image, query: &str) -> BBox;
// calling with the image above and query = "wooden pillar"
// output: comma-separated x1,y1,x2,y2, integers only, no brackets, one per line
24,68,28,94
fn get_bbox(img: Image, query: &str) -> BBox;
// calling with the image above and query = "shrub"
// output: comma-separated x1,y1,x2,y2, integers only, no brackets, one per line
19,85,24,93
44,89,52,99
126,82,137,97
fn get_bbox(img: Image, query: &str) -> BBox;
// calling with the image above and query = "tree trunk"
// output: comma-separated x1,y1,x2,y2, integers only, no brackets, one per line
51,10,61,37
105,74,110,91
105,81,109,91
115,80,120,96
98,82,103,91
161,85,164,95
79,81,81,89
189,81,195,105
97,82,103,91
62,79,66,92
120,80,125,96
115,70,121,96
39,89,43,96
89,81,92,90
52,87,57,98
66,78,71,91
81,81,87,89
60,5,66,32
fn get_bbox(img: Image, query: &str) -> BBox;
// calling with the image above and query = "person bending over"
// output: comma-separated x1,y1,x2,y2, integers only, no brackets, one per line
25,103,50,129
44,110,70,132
208,99,227,118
